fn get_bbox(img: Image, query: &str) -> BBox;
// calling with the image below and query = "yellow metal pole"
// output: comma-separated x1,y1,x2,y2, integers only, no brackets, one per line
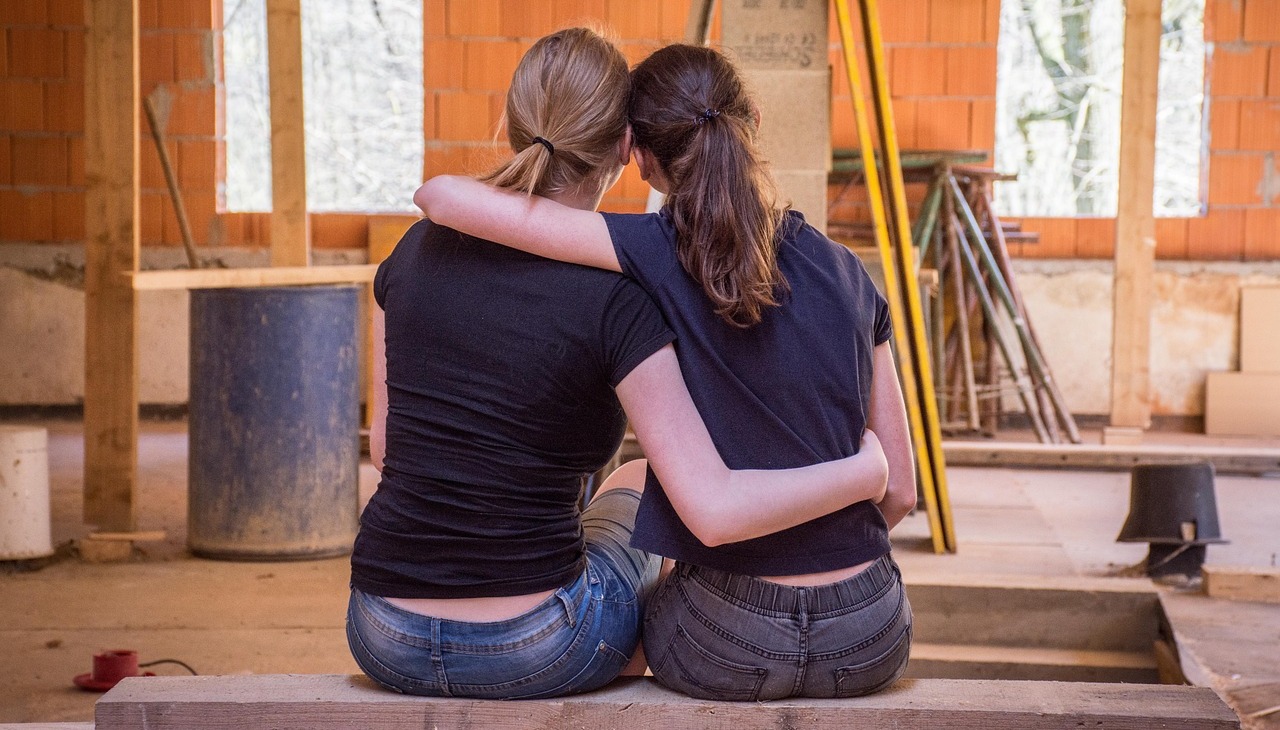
833,0,944,553
857,0,956,551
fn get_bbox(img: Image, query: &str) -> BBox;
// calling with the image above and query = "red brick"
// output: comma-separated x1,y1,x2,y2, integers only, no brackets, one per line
424,1,446,36
423,143,502,178
51,189,84,241
498,0,607,39
1019,217,1078,258
43,81,84,132
425,38,466,90
891,97,918,149
620,41,660,68
182,191,216,245
945,46,997,96
11,136,68,186
1210,100,1240,150
607,0,663,40
311,213,368,249
489,93,506,138
1238,101,1280,151
0,27,7,77
929,0,984,43
831,95,858,150
1155,217,1189,260
158,189,181,245
1187,209,1246,259
1208,153,1264,205
969,97,995,151
173,31,213,82
179,139,216,190
1244,208,1280,259
880,1,929,43
166,86,217,135
138,0,159,28
47,0,84,26
463,39,523,92
1210,45,1269,97
1074,217,1115,258
158,0,213,30
0,191,23,240
63,27,84,78
67,135,82,184
447,0,501,36
8,29,65,79
890,46,946,96
0,136,9,184
659,0,691,41
140,137,170,190
21,190,55,241
437,92,495,142
1205,0,1242,42
140,192,164,244
141,33,176,84
915,99,970,150
1270,48,1280,97
2,81,43,130
1243,0,1280,42
0,2,47,24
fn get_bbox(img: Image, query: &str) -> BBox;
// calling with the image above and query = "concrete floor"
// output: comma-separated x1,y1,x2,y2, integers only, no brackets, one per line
1,418,1278,726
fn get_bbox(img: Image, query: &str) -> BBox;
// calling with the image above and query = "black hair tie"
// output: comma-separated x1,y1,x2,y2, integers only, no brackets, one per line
532,136,555,154
695,108,721,125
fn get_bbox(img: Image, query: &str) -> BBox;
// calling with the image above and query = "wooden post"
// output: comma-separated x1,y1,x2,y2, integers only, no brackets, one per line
266,0,310,266
83,0,141,531
1109,0,1162,430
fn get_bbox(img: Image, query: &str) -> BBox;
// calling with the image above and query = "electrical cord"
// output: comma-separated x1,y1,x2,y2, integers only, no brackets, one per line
138,658,198,676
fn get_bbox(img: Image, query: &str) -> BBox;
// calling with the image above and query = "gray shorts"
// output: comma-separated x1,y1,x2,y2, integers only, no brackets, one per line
642,554,912,701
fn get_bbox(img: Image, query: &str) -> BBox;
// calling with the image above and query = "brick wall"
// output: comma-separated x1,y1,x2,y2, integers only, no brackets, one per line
1,0,1275,259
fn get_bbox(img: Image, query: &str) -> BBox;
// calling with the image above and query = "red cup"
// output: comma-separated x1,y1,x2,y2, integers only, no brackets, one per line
73,649,152,692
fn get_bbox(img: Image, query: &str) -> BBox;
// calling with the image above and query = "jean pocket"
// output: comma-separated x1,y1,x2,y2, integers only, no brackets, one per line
833,625,912,698
656,624,766,702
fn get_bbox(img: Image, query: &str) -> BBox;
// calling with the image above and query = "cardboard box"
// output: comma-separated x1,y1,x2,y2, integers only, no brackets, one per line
1205,371,1280,437
749,68,832,171
722,0,828,71
1240,286,1280,372
773,169,828,234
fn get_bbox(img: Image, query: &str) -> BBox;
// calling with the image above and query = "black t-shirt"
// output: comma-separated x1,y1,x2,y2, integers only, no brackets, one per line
602,209,894,575
351,219,674,598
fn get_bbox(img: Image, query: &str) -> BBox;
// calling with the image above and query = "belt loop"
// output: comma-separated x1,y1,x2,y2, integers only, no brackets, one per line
556,588,576,628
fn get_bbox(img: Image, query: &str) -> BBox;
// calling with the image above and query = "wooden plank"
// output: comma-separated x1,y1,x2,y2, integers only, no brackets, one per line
907,642,1158,683
83,0,140,533
942,440,1280,477
130,265,377,291
266,0,309,266
95,675,1239,730
1203,566,1280,604
1109,0,1162,429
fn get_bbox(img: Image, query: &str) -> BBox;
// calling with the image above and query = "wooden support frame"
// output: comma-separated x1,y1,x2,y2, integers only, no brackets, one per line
84,0,141,532
131,265,377,291
266,0,310,266
1110,0,1162,429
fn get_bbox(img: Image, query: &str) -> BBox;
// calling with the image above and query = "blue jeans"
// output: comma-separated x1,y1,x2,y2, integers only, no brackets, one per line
643,554,912,701
346,488,659,699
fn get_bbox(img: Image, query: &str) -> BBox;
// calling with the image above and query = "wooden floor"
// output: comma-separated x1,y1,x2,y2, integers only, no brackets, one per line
0,419,1277,727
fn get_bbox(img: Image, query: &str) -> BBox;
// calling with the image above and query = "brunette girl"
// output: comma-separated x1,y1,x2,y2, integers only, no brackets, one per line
414,43,916,701
351,30,888,700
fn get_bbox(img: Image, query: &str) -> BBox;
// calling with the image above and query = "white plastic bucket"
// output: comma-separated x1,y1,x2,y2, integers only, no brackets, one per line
0,426,53,560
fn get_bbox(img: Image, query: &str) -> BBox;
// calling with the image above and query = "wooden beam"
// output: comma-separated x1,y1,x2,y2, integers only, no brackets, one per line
942,439,1280,477
1203,565,1280,604
83,0,140,532
1109,0,1162,429
266,0,309,266
130,265,377,291
95,675,1239,730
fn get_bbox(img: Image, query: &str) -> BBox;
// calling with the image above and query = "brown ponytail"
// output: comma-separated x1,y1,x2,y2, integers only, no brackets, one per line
628,45,787,328
482,28,630,198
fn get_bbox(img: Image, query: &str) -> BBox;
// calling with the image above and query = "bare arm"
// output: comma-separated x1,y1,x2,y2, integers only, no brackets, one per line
370,307,388,472
866,342,916,528
414,175,621,272
615,344,888,547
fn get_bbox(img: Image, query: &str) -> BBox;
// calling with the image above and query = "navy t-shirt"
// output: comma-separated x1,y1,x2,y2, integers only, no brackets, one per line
602,210,893,575
351,219,674,598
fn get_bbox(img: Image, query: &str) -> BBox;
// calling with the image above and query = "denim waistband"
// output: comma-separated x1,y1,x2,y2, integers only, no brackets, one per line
681,554,898,616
